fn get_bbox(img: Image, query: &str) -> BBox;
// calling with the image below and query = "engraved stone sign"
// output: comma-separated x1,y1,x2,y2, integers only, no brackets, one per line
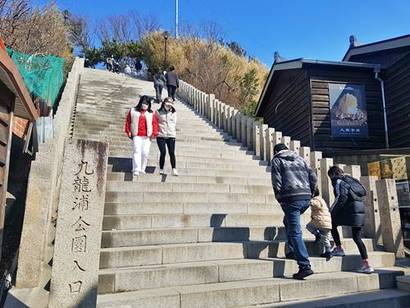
49,139,108,308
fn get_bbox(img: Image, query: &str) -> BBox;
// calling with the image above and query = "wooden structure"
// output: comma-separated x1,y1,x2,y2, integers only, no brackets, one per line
0,41,37,251
256,59,384,153
257,34,410,154
344,34,410,148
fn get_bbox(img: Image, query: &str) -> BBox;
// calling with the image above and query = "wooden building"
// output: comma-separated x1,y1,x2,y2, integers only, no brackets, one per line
344,34,410,148
0,41,37,251
257,34,410,154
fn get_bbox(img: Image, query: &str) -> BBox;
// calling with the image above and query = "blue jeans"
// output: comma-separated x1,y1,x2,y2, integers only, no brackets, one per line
281,200,311,270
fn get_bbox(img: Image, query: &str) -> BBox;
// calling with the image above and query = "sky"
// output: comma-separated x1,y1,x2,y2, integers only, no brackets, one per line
34,0,410,67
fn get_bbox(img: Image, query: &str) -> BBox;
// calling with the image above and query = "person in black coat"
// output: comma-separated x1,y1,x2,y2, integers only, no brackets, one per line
328,166,374,273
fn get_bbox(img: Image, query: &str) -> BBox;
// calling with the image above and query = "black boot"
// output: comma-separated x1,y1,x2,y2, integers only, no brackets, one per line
320,251,332,261
293,268,314,280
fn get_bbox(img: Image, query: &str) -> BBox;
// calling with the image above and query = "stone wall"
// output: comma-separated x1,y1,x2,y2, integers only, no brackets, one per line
15,58,84,290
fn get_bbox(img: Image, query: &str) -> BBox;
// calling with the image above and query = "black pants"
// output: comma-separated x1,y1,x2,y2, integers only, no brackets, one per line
167,85,177,100
157,137,176,169
331,225,368,259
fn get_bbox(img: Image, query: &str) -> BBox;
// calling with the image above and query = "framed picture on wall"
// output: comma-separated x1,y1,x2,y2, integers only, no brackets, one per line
329,83,368,138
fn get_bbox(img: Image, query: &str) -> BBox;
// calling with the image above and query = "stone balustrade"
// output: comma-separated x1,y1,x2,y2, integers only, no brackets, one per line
178,80,404,256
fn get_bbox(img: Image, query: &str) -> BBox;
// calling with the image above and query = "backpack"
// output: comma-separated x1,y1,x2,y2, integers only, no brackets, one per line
342,175,367,200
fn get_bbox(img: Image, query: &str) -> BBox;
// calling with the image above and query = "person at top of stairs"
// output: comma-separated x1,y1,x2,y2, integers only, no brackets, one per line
306,187,333,261
124,95,158,176
165,65,179,101
271,143,317,280
328,166,375,274
156,97,178,176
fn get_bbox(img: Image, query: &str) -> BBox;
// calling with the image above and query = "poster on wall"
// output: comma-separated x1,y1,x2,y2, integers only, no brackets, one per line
368,161,381,179
329,83,368,138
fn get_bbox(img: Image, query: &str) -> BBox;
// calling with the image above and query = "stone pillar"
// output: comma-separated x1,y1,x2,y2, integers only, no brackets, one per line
208,94,215,124
231,109,238,138
246,118,254,151
310,151,322,193
376,179,405,257
280,136,291,148
361,176,382,244
259,124,268,162
344,165,361,179
320,158,334,205
241,115,248,146
217,101,223,129
299,147,311,165
235,112,242,142
290,140,300,153
227,106,233,135
253,121,261,157
266,128,276,164
49,139,108,308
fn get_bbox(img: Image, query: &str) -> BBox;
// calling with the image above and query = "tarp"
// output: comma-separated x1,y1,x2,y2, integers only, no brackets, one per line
6,48,64,107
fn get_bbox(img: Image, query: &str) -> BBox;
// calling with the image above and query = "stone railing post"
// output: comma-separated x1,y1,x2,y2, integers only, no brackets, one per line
361,176,382,244
231,109,238,139
226,106,233,135
266,128,275,164
344,165,361,179
376,179,405,257
217,101,223,129
310,151,322,193
235,112,242,142
253,121,261,157
290,140,300,153
280,136,291,148
246,118,254,151
241,115,248,146
299,147,311,165
260,124,269,162
320,158,334,205
208,94,215,123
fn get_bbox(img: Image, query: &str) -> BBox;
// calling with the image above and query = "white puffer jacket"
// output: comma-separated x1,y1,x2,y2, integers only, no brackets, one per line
157,109,177,138
309,196,332,230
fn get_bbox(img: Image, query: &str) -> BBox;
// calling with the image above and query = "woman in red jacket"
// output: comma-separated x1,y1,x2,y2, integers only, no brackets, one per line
124,95,158,176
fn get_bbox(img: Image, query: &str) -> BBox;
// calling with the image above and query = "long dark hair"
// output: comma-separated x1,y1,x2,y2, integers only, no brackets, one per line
135,95,153,112
158,97,176,113
327,166,344,179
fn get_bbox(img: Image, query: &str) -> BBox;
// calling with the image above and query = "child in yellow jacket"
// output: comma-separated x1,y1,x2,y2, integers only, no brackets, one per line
306,188,332,260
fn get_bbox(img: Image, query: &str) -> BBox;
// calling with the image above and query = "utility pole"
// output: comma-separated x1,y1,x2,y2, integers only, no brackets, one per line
175,0,179,39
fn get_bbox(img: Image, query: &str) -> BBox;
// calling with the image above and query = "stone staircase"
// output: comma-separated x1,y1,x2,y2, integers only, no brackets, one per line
71,68,410,307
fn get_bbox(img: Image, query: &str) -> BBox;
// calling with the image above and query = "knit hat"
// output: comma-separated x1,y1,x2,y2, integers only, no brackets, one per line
274,143,288,155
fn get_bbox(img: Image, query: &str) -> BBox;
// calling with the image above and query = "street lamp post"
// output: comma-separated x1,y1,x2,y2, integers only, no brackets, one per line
163,31,169,71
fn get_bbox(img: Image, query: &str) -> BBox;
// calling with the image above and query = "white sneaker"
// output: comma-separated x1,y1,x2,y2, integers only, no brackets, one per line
159,169,165,175
133,171,139,177
140,170,146,174
358,263,374,274
172,168,178,176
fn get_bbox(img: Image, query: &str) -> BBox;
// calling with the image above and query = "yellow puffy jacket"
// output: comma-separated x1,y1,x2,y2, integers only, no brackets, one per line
309,196,332,230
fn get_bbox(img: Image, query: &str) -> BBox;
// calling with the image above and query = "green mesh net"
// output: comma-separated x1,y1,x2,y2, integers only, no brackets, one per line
6,48,65,107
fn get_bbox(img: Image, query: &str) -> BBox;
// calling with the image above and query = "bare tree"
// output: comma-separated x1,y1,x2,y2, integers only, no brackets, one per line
129,11,160,39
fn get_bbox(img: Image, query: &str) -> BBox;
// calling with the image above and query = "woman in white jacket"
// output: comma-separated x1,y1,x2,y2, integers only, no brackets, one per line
156,97,177,176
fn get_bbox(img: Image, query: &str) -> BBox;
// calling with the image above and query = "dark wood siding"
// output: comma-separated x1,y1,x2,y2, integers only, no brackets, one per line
349,46,410,68
308,66,385,153
384,52,410,147
259,69,312,146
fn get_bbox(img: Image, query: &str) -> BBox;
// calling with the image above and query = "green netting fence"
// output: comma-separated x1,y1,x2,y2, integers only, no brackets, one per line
6,48,65,107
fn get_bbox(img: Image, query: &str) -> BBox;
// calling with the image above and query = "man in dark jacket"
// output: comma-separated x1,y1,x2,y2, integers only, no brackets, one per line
271,143,317,279
153,71,166,102
165,66,179,101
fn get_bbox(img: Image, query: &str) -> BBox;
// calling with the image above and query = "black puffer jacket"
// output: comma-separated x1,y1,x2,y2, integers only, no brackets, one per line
331,175,366,227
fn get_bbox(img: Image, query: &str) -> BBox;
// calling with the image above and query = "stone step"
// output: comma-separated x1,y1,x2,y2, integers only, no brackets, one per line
98,259,274,293
106,182,273,194
107,166,269,178
104,202,277,215
397,275,410,291
106,172,271,185
102,213,287,230
245,238,375,259
99,239,374,269
251,289,410,307
269,251,395,277
101,226,294,248
104,191,275,204
100,242,246,268
96,272,381,307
